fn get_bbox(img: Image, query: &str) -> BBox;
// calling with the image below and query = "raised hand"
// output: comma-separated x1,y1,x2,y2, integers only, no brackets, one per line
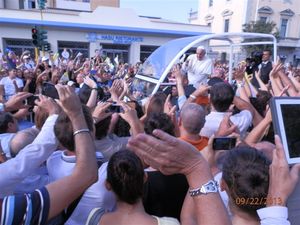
55,84,82,117
215,113,238,137
92,101,112,123
269,61,283,79
83,76,97,89
127,129,206,176
35,95,61,115
4,92,33,112
267,135,300,206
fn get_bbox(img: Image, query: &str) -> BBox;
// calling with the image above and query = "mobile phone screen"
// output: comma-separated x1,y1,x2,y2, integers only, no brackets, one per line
213,137,236,150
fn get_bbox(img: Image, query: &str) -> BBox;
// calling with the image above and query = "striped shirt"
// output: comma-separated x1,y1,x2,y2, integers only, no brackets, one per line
0,187,49,225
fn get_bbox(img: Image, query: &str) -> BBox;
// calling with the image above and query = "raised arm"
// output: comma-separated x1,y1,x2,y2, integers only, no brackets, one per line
278,69,298,96
258,135,300,225
233,96,263,127
83,76,98,108
255,70,268,92
244,109,272,145
119,102,144,136
46,85,98,219
0,96,59,197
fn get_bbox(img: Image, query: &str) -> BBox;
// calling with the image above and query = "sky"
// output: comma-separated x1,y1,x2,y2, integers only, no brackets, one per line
120,0,198,23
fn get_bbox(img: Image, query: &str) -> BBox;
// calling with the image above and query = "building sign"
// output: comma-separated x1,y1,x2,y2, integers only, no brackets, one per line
86,33,143,44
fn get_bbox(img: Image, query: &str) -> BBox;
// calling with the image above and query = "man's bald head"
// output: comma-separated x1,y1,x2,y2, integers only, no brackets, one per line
180,103,206,134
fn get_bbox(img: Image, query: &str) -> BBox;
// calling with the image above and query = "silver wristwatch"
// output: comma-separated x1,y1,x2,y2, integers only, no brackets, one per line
189,180,218,197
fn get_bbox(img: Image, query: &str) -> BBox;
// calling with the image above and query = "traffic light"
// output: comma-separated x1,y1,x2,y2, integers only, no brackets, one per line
39,29,48,46
32,27,39,46
31,26,48,48
38,0,47,10
43,43,51,52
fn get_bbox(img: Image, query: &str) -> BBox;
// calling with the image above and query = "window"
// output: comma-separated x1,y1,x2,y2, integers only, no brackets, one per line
4,39,35,56
260,17,267,23
280,18,288,37
58,41,90,58
140,45,159,62
224,19,230,32
209,0,213,7
28,0,36,9
101,44,129,64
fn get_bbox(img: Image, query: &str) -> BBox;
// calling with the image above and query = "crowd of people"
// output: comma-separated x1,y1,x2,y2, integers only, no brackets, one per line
0,44,299,225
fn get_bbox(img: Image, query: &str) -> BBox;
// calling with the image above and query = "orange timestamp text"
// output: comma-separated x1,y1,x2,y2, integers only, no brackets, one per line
235,197,282,206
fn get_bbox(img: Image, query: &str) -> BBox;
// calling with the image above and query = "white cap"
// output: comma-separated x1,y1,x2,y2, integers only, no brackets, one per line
23,55,30,59
42,56,49,61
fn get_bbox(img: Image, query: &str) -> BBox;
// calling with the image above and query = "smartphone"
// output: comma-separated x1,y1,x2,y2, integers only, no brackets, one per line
108,104,124,113
26,95,39,106
42,82,59,99
213,137,237,151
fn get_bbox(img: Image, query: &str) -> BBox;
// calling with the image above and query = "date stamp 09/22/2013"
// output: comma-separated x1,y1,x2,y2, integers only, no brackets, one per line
235,197,283,206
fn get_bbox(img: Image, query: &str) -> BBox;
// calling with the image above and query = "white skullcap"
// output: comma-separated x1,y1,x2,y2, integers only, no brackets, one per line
197,45,206,51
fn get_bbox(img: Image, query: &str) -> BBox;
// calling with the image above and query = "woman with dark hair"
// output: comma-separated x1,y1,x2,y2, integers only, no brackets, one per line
221,146,271,225
86,150,179,225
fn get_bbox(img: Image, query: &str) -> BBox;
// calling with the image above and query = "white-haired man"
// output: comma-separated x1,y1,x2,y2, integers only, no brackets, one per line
181,46,213,88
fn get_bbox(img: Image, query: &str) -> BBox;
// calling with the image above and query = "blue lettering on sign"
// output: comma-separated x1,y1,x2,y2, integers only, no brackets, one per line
87,33,144,44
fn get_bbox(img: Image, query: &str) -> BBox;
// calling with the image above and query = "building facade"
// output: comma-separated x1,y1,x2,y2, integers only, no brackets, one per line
0,6,210,64
0,0,119,11
190,0,300,66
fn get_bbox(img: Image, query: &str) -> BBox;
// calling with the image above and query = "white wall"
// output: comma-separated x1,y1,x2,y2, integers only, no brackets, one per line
5,0,20,9
56,0,90,11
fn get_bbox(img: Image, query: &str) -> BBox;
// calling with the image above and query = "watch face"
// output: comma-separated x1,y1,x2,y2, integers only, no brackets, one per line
189,180,218,196
205,180,218,193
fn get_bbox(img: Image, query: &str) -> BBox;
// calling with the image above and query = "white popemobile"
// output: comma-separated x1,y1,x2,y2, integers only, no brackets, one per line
131,32,277,99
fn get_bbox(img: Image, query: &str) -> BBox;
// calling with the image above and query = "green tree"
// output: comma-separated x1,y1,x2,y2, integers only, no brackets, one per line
242,20,279,56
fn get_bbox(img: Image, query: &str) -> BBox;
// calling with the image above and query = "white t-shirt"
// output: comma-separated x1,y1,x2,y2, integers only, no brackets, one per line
200,110,253,138
47,151,116,225
182,54,213,88
0,76,24,100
